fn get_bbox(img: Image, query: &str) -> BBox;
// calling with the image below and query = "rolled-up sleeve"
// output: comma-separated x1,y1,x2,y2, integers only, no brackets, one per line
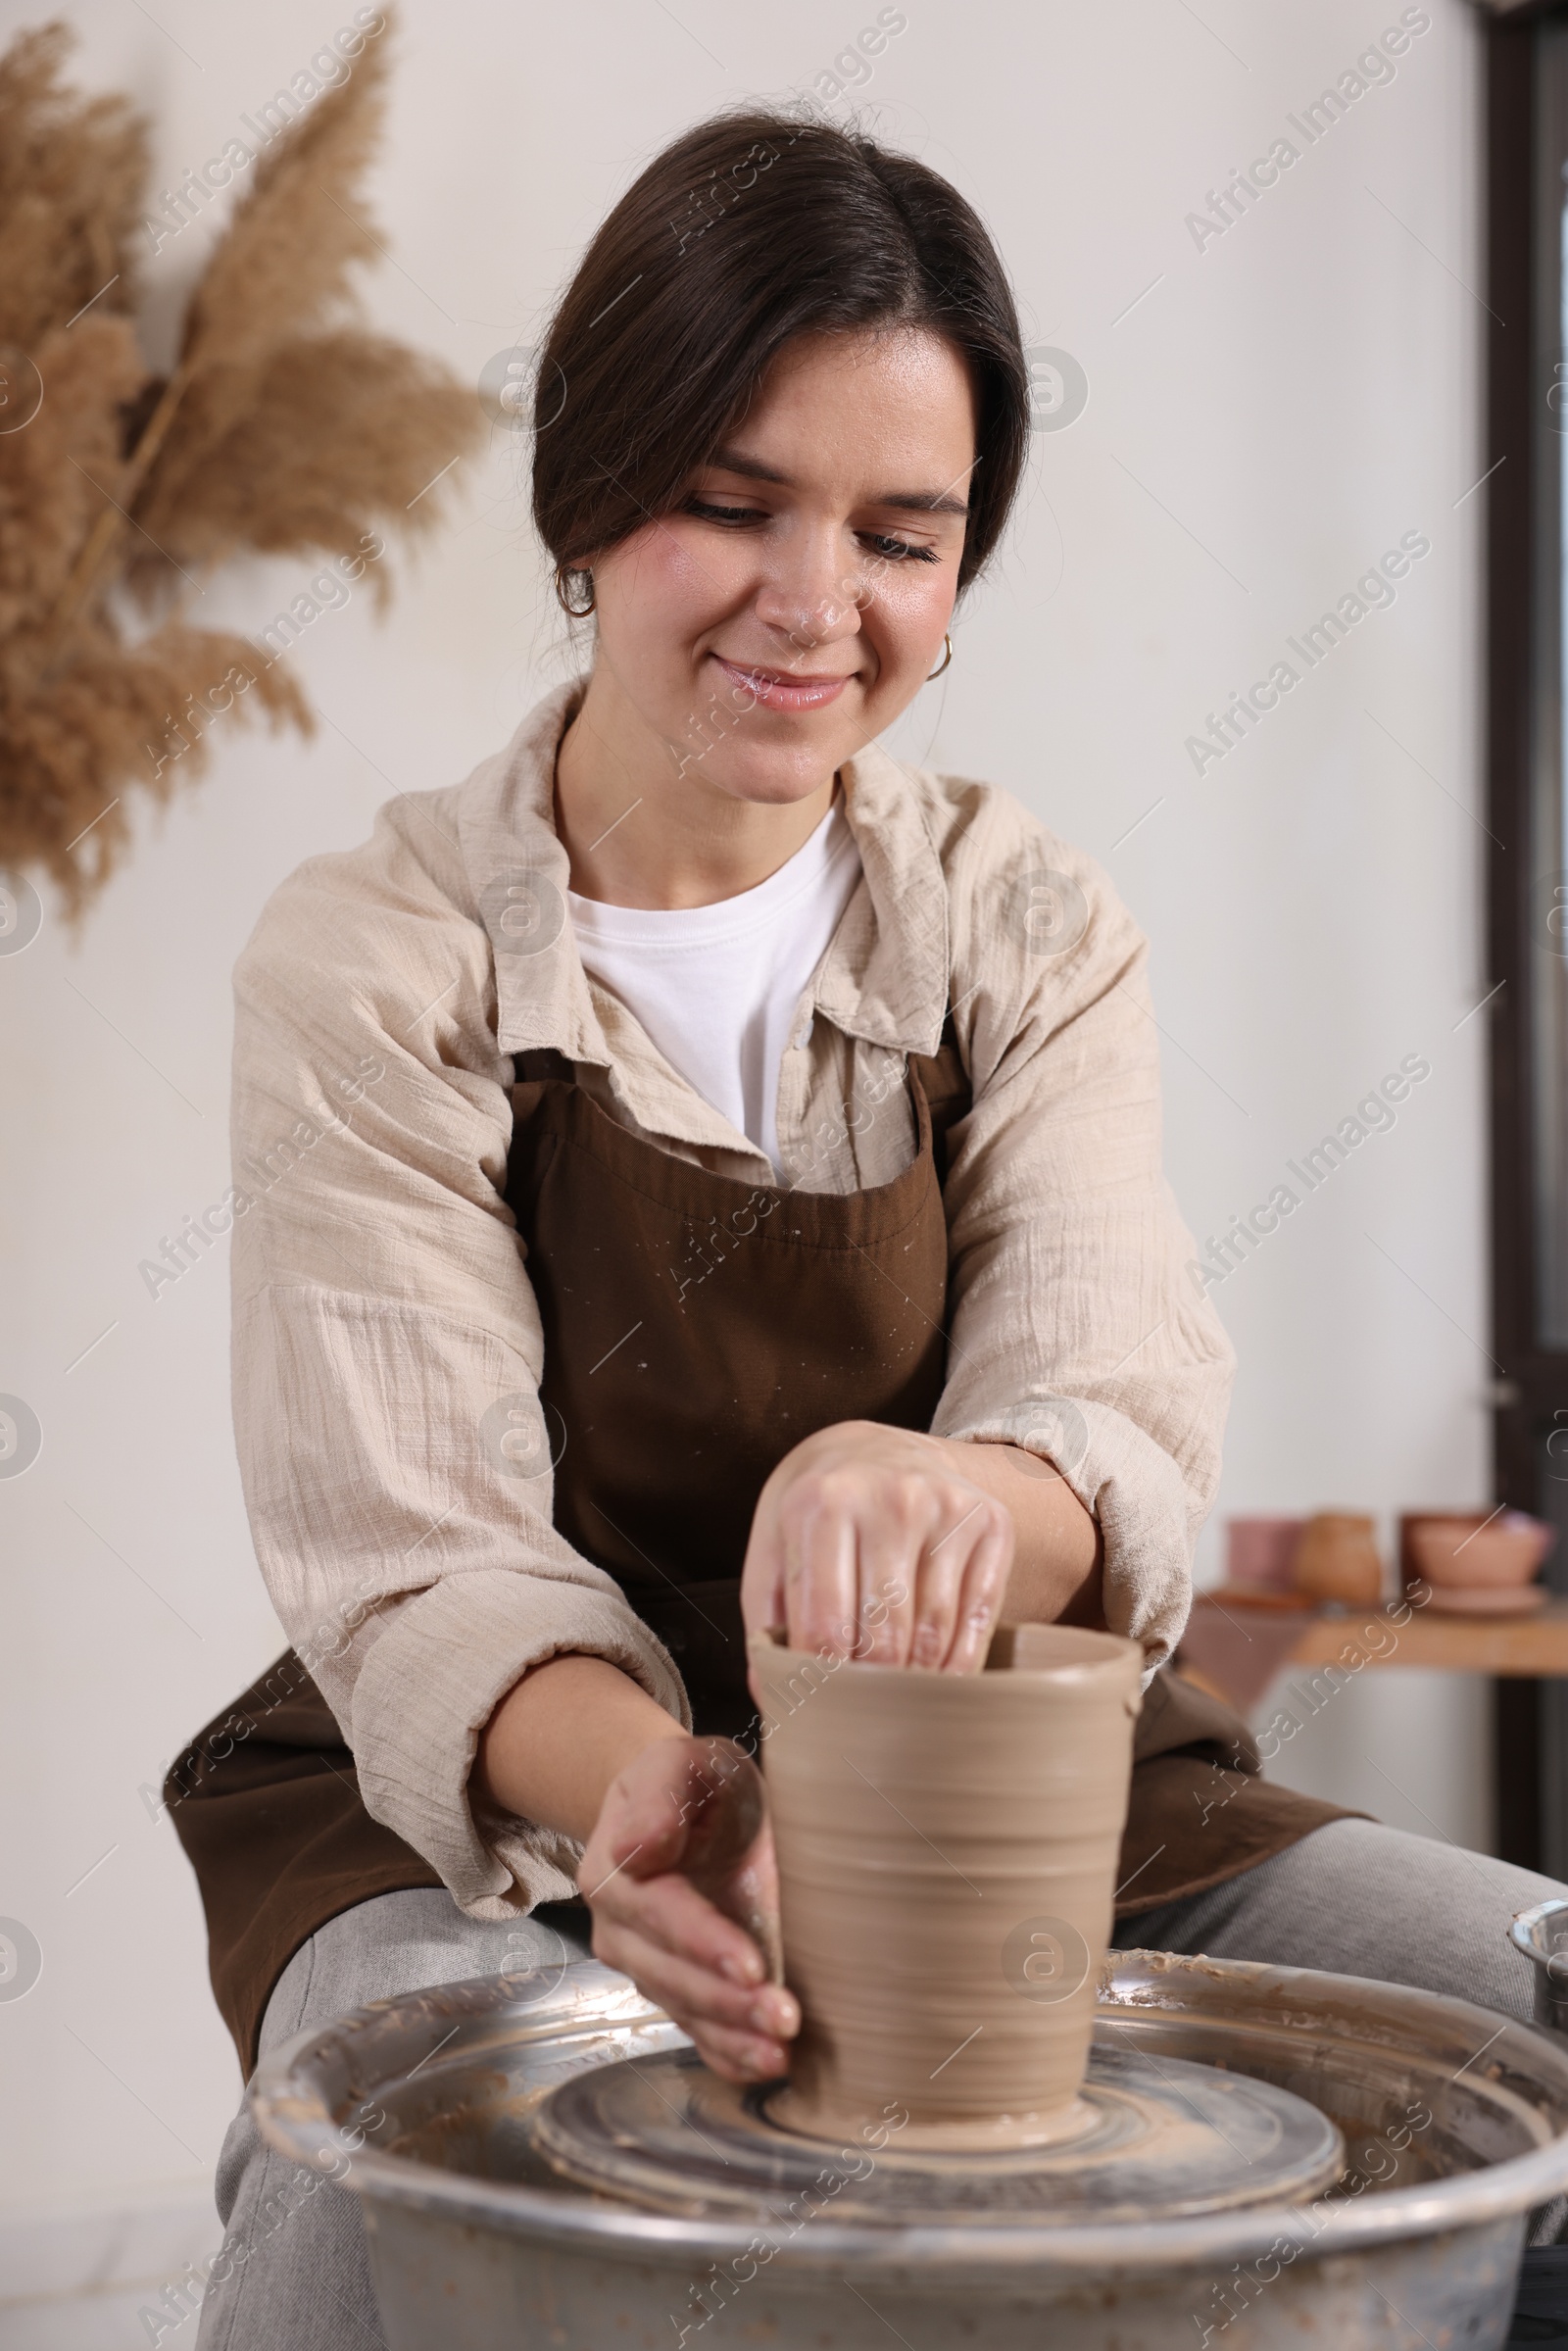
228,794,687,1919
929,797,1235,1671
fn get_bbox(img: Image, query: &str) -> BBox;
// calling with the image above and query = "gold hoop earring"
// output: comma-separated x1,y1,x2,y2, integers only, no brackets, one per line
925,632,953,681
555,566,596,618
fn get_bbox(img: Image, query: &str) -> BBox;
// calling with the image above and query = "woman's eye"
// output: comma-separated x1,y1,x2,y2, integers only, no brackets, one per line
685,499,765,525
682,502,939,564
859,532,940,564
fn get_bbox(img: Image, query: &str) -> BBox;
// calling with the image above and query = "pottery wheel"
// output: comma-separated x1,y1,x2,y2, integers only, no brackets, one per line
531,2040,1345,2225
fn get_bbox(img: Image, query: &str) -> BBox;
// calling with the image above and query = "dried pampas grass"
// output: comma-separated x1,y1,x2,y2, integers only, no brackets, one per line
0,23,147,352
131,333,470,604
0,9,481,917
2,621,308,904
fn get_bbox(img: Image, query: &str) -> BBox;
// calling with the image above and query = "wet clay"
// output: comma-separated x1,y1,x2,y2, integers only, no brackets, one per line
750,1623,1144,2150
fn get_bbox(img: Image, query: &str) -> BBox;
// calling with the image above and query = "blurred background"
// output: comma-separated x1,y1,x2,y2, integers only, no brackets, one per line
4,0,1562,2337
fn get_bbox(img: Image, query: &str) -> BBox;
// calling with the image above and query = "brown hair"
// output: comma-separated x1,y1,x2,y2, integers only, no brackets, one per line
531,108,1028,601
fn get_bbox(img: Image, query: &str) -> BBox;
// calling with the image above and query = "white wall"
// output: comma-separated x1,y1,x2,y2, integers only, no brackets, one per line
0,0,1487,2295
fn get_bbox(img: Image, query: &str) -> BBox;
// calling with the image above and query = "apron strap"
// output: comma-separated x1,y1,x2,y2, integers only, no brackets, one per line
906,1010,971,1189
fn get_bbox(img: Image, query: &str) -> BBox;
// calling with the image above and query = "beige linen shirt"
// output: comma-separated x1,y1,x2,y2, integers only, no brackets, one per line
229,677,1234,1919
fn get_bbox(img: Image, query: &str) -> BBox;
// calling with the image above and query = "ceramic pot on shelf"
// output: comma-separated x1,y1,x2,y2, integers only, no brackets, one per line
749,1622,1143,2151
1408,1511,1555,1592
1290,1512,1384,1607
1225,1515,1307,1594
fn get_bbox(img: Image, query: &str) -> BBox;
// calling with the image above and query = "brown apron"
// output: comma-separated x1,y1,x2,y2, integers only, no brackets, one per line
170,1034,1351,2075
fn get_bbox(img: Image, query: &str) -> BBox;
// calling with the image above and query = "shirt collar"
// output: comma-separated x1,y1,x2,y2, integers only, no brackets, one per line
457,677,951,1124
458,675,602,1059
819,736,950,1057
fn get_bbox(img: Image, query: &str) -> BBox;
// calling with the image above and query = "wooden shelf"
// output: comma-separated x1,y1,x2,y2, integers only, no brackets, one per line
1287,1599,1568,1676
1189,1592,1568,1678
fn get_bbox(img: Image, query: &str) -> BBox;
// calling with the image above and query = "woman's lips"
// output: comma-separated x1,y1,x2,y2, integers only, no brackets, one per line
709,653,854,712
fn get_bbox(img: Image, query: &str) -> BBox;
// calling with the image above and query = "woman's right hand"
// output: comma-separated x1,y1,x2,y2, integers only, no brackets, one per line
740,1418,1015,1673
579,1734,800,2082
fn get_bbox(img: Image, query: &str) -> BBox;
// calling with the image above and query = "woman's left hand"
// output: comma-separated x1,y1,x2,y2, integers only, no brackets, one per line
579,1734,797,2082
739,1420,1014,1674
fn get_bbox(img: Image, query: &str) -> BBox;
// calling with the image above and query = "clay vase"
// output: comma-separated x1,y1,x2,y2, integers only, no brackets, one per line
1408,1511,1555,1591
748,1622,1144,2150
1290,1513,1384,1607
1225,1515,1306,1592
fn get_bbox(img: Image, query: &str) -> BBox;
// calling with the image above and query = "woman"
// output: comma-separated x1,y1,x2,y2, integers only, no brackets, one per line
179,107,1565,2350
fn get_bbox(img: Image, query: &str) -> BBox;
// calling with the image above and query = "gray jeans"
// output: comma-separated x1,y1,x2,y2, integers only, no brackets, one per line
193,1891,592,2351
194,1822,1568,2349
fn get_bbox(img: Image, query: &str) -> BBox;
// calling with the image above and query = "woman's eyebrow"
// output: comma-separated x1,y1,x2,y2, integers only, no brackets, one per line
706,444,970,517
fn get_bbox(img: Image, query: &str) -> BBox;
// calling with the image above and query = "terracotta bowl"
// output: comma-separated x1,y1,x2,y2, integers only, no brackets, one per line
1407,1512,1555,1592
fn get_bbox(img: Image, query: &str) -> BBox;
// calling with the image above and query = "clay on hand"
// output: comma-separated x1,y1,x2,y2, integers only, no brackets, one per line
739,1419,1014,1676
579,1734,798,2082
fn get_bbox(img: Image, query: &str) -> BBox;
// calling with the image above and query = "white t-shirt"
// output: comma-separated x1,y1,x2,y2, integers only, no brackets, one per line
566,801,862,1177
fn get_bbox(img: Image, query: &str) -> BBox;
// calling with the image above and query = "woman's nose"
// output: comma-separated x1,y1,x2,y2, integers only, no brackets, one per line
753,528,866,655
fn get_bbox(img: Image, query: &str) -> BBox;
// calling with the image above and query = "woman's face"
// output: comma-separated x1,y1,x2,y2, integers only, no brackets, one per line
585,325,977,807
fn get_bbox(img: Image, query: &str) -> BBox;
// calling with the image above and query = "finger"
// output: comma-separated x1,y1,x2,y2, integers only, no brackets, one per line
599,1864,770,1986
587,1818,674,1888
851,1484,930,1664
590,1763,696,1883
916,1494,1004,1668
584,1827,694,1908
592,1908,800,2041
594,1737,754,1887
739,1499,789,1639
713,1830,784,1984
591,1919,767,2034
947,1510,1013,1672
906,1531,969,1668
684,2018,793,2083
781,1486,858,1655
